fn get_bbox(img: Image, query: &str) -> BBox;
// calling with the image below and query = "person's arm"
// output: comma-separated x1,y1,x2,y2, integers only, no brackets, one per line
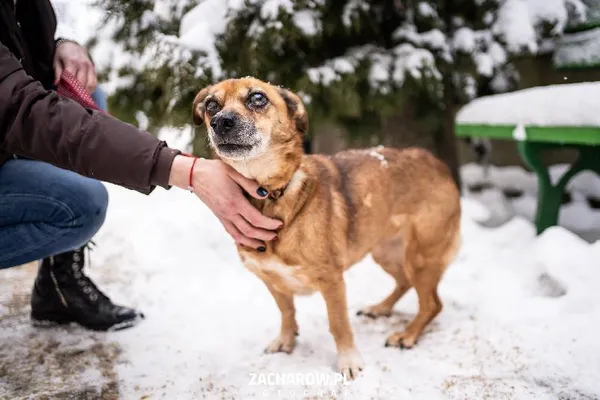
0,42,177,194
0,43,281,248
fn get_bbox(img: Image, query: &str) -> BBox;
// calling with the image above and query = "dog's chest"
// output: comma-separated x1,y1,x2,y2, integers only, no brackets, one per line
242,256,314,295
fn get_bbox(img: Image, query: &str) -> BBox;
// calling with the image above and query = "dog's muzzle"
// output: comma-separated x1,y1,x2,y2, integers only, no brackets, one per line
209,111,259,157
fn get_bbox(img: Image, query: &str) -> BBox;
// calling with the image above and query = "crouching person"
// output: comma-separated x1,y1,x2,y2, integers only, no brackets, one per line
0,0,281,331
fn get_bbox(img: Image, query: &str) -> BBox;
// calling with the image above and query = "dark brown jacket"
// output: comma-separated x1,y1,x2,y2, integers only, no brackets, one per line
0,0,180,194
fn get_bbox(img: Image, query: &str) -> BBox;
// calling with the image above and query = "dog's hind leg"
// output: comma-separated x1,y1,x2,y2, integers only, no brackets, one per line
357,235,411,318
263,283,298,354
384,219,459,349
384,263,443,349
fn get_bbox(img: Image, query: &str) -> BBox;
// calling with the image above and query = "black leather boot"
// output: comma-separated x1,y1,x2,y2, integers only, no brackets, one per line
30,243,144,331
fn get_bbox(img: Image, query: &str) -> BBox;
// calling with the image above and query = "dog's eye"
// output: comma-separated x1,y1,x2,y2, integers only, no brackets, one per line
248,92,268,108
205,99,220,115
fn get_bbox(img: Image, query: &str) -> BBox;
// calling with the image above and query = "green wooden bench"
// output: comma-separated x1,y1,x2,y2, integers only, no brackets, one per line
455,82,600,235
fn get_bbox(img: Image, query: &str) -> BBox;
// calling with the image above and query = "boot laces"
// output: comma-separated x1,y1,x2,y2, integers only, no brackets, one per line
70,241,109,303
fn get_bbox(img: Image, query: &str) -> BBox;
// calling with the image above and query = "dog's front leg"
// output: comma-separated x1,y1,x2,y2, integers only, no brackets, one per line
320,277,364,380
263,282,298,354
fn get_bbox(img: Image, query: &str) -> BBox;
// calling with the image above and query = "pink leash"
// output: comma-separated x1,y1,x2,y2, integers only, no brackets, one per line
56,70,107,114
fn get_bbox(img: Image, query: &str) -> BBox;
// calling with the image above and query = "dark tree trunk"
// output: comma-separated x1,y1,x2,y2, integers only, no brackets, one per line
437,76,461,189
436,0,462,190
303,137,312,154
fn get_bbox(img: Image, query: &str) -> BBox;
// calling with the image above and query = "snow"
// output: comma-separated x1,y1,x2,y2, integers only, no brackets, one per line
51,0,155,95
140,10,159,30
178,0,239,78
474,53,494,76
158,126,195,154
260,0,294,19
453,27,476,53
492,0,589,55
68,0,591,102
493,0,577,54
494,0,539,54
178,0,322,77
418,29,448,51
307,66,338,85
367,146,389,168
52,0,103,44
554,27,600,68
2,158,600,398
74,0,591,100
50,0,134,95
369,53,392,87
457,81,600,127
342,0,370,27
306,49,382,86
392,44,440,82
489,41,508,65
463,75,477,100
393,26,451,61
451,27,503,77
462,162,600,236
417,2,437,18
527,0,569,34
292,10,321,36
513,122,527,141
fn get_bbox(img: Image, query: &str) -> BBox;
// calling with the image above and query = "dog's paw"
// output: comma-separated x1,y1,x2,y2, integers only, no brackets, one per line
337,349,364,380
356,305,392,319
264,334,296,354
384,331,417,349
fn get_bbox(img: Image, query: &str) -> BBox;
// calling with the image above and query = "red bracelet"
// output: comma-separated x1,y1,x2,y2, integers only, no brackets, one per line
182,152,198,192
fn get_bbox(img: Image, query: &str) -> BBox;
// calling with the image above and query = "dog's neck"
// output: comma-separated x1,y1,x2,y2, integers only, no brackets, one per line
226,147,313,226
227,145,303,201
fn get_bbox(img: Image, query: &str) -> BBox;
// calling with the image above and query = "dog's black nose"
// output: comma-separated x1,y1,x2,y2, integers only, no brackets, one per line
210,112,237,134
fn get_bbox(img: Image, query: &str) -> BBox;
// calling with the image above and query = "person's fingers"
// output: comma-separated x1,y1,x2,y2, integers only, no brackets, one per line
221,219,265,250
54,61,63,85
76,64,89,91
63,59,77,75
231,214,277,242
87,66,97,94
238,199,283,231
228,168,269,200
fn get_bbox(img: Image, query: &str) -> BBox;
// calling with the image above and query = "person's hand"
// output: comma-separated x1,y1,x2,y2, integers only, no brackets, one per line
53,40,97,94
169,155,283,250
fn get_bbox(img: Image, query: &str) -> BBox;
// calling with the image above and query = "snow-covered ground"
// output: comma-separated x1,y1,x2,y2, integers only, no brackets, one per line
2,2,598,398
2,158,600,399
462,162,600,242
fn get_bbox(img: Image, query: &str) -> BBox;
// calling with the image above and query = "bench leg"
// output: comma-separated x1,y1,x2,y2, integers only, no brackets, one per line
517,142,587,235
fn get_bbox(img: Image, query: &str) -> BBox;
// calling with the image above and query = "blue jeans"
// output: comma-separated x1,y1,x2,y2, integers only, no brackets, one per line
0,159,109,268
0,83,111,268
91,86,108,111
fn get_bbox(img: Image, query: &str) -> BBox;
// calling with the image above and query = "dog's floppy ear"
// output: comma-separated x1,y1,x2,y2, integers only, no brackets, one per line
192,86,212,126
278,88,308,135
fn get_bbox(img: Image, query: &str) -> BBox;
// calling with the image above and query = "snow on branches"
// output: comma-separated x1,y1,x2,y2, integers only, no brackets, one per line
174,0,585,97
90,0,590,129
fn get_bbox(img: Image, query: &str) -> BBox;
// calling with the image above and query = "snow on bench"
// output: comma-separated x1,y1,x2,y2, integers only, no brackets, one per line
456,82,600,145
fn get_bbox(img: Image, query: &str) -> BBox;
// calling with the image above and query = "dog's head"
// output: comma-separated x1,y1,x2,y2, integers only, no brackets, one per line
192,77,308,162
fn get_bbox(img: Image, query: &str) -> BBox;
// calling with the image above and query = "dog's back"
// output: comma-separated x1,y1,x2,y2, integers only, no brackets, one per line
300,145,461,269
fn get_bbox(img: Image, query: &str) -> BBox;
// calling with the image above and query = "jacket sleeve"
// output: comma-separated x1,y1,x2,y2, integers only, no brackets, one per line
0,42,181,194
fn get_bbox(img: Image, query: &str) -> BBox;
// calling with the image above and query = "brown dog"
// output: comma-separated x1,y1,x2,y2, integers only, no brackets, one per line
192,78,461,379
